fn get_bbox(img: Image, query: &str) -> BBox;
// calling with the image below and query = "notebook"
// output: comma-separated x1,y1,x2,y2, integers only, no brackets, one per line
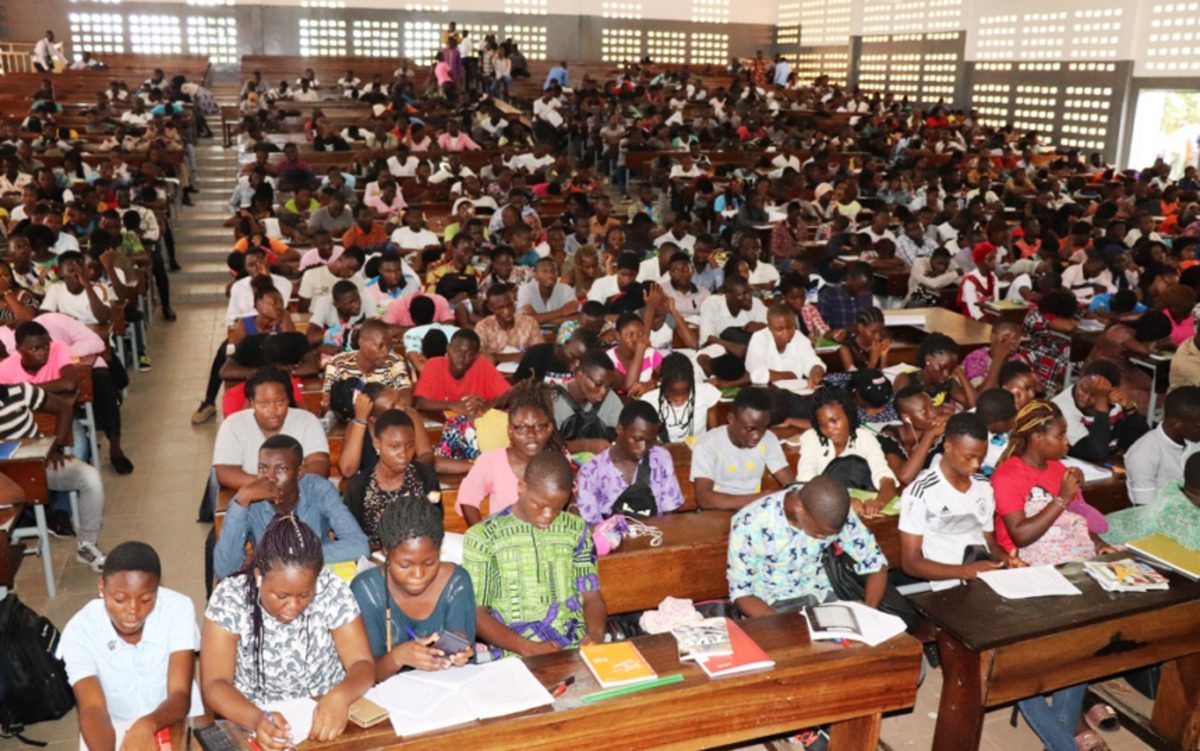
694,619,775,678
260,696,317,746
847,488,901,516
1127,534,1200,580
1083,558,1169,592
580,641,658,688
803,601,907,647
0,441,21,461
365,658,554,738
672,617,733,660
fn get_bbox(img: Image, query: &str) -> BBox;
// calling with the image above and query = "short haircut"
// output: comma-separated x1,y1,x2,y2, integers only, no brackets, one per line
976,388,1017,426
102,541,161,580
578,349,615,374
331,279,359,300
377,496,444,551
1164,385,1200,422
450,328,481,349
245,367,294,404
616,252,641,272
1082,358,1121,387
893,383,928,410
57,250,85,267
580,301,606,318
524,450,573,493
916,332,957,366
14,321,49,345
798,475,851,529
944,412,988,443
374,408,415,438
615,312,643,331
409,294,436,325
260,433,303,463
618,400,660,428
486,282,514,301
998,360,1034,387
845,261,873,280
731,386,772,416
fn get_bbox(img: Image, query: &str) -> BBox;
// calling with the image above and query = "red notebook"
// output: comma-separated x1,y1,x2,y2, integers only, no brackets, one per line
695,619,776,678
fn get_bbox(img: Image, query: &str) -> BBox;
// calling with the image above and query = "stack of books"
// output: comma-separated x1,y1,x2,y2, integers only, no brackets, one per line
1083,559,1169,592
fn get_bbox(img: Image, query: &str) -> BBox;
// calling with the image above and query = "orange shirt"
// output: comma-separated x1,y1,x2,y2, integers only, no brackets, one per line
342,223,390,249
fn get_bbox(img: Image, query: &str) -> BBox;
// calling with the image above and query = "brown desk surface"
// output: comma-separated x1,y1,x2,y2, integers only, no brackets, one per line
890,307,993,349
908,558,1200,653
261,613,921,751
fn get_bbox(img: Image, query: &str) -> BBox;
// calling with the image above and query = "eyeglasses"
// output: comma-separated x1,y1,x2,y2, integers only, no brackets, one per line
511,422,551,435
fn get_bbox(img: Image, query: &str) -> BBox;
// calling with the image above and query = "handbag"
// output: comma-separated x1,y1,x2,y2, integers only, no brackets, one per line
821,542,919,633
608,454,657,519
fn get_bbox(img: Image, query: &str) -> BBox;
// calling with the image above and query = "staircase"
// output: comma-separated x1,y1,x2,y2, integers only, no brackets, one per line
171,128,240,305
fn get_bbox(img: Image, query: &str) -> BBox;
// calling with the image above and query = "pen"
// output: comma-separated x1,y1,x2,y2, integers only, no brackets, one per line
551,675,576,697
406,627,421,641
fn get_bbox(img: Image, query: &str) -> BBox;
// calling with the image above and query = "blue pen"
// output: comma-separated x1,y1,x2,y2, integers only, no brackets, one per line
405,627,421,641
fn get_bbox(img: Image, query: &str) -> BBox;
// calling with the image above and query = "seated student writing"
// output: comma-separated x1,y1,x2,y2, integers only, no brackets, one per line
798,387,897,518
640,352,722,443
1104,452,1200,549
202,517,373,750
412,330,511,417
464,451,607,657
745,303,825,387
342,408,438,547
212,368,330,491
351,498,475,681
975,388,1017,478
899,413,1016,582
1122,386,1200,505
61,542,202,751
1051,358,1148,462
728,476,887,615
893,332,977,410
690,387,795,511
213,435,369,579
552,350,622,453
321,319,412,407
457,380,565,526
991,400,1114,567
576,401,684,525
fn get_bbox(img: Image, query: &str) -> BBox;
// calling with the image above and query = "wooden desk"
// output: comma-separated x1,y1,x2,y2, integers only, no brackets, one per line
0,437,52,503
909,559,1200,751
217,613,920,751
887,307,993,351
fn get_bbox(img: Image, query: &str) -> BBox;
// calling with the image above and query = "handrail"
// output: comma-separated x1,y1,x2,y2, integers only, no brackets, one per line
0,42,37,75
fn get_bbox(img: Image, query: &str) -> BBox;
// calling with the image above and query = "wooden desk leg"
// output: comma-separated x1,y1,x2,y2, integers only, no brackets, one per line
932,632,986,751
1151,654,1200,749
827,713,882,751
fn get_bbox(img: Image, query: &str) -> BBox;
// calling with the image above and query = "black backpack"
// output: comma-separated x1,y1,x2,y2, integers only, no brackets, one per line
0,593,75,744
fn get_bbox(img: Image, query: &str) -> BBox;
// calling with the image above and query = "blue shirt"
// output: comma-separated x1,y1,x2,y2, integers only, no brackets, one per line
693,264,724,294
818,283,874,330
1088,292,1146,315
213,474,370,578
350,564,477,657
727,491,885,606
544,66,569,90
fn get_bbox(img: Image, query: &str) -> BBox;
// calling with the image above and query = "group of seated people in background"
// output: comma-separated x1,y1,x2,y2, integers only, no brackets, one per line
35,53,1200,751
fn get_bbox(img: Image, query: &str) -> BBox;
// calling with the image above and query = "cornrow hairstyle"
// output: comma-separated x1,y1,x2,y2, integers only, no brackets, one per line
855,306,885,327
916,332,957,367
504,378,567,456
240,515,324,693
997,400,1063,466
811,387,861,448
377,495,444,551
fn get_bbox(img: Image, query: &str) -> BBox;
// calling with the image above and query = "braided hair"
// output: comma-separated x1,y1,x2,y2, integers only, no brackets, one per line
240,514,324,693
377,495,444,551
811,387,861,448
503,378,567,456
656,353,695,441
997,399,1063,466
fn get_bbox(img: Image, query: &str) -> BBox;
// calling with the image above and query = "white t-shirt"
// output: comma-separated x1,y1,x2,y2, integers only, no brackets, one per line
639,382,721,442
389,226,441,251
298,266,364,302
226,274,293,325
586,274,623,304
899,464,995,567
637,257,668,284
40,282,110,325
747,261,780,288
698,294,767,345
58,587,203,724
745,329,823,384
212,408,329,474
653,232,697,253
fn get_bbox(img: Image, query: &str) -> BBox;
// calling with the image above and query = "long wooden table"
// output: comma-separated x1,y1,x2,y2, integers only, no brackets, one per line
909,558,1200,751
192,613,921,751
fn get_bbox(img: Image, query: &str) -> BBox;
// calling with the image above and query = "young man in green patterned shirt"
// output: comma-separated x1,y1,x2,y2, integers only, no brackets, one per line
463,451,608,658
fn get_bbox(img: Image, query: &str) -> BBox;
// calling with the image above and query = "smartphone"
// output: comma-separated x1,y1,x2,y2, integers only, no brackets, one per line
431,630,472,656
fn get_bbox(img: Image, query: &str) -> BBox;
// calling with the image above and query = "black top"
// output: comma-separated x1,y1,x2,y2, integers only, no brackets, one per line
514,342,571,383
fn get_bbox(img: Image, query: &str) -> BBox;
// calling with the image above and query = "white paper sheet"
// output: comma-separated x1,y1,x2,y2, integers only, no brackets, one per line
1060,457,1113,482
883,311,927,328
459,657,554,720
388,692,477,737
977,566,1082,599
496,360,519,374
367,675,454,717
260,696,317,746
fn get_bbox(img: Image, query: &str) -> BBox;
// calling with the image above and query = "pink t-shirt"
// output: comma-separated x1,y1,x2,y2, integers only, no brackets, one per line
0,340,73,384
455,447,519,518
1165,308,1196,347
607,346,663,383
297,245,343,272
382,293,455,326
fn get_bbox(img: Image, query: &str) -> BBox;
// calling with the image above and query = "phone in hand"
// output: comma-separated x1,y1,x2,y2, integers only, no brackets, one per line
431,630,472,656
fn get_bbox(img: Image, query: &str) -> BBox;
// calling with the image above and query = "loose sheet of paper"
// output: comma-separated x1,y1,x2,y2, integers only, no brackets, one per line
978,566,1082,599
1060,457,1113,482
366,674,455,717
460,657,554,720
260,697,317,746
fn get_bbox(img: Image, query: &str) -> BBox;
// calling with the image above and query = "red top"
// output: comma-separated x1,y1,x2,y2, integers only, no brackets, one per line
413,356,511,403
990,455,1066,553
222,377,305,417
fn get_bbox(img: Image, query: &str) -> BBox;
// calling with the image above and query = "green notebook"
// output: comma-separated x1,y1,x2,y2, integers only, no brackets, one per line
848,488,901,516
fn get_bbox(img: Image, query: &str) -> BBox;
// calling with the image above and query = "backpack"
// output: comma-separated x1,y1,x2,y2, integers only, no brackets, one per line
0,593,75,744
554,386,612,442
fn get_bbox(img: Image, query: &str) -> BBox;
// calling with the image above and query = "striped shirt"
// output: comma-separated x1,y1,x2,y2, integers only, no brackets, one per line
0,382,46,439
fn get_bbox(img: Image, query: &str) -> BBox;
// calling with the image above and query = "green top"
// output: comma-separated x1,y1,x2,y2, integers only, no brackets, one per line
462,507,599,658
1102,483,1200,550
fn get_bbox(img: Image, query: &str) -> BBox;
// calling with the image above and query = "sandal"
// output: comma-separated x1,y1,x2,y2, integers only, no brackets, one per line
1084,702,1119,733
1075,729,1111,751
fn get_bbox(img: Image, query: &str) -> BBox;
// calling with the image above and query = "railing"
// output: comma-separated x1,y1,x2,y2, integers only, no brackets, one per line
0,42,37,75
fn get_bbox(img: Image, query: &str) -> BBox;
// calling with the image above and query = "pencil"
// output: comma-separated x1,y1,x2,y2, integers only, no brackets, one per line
581,674,685,703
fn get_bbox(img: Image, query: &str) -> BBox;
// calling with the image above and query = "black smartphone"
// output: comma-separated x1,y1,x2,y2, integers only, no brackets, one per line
431,630,472,656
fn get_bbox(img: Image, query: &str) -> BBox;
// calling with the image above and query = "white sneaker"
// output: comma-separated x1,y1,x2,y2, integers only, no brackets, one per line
76,541,106,572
